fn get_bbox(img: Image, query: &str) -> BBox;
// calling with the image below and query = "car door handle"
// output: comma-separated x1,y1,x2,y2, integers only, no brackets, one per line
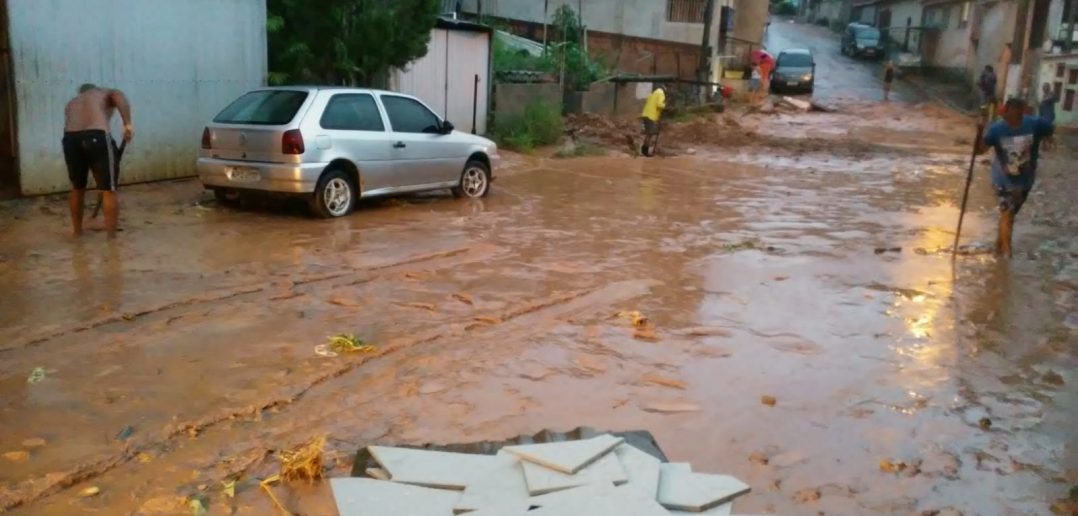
393,141,406,149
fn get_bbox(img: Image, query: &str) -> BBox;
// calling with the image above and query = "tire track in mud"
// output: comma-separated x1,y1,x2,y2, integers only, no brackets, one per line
0,279,655,512
0,247,479,355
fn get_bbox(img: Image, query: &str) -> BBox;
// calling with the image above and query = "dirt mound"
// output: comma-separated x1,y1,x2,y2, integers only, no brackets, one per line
565,113,758,154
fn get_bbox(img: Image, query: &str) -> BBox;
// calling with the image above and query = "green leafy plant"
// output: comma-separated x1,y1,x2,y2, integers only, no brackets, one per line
267,0,440,86
492,100,565,152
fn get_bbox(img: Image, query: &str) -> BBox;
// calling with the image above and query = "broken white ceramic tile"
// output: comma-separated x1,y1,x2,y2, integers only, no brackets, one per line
657,470,750,512
660,462,692,476
503,434,624,474
521,451,629,495
365,467,389,480
367,446,496,490
454,451,530,514
670,501,734,515
614,444,662,499
527,481,618,507
330,477,459,516
526,485,670,516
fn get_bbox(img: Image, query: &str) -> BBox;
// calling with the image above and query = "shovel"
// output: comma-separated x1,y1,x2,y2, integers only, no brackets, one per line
91,138,126,219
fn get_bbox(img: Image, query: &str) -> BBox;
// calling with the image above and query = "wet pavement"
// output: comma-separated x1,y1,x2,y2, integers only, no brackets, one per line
1,22,1076,516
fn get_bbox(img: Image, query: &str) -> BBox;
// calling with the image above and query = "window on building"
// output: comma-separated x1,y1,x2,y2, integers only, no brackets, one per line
924,6,951,29
1059,63,1067,78
1054,82,1063,99
320,94,385,132
1071,68,1078,85
667,0,707,23
1065,89,1075,112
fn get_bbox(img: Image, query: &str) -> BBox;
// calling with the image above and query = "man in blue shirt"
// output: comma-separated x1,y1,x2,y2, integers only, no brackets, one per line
975,97,1054,258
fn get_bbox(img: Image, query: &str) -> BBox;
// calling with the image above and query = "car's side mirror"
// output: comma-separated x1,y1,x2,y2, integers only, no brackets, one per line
440,120,455,134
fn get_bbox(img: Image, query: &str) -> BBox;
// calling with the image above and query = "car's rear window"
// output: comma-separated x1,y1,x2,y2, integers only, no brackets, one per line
856,28,881,40
778,53,813,67
214,90,308,125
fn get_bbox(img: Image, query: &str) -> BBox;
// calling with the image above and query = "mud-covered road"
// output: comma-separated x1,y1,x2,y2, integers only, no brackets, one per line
2,23,1076,516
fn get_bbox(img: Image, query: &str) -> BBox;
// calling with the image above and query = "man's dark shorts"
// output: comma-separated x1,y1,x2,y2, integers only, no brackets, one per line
996,186,1030,214
640,117,660,136
62,129,116,191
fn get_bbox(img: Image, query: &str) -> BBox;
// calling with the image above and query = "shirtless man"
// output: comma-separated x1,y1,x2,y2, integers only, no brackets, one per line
62,84,133,238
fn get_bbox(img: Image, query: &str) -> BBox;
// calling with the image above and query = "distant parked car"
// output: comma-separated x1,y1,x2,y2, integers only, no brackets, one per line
770,48,816,94
198,87,500,218
841,23,885,60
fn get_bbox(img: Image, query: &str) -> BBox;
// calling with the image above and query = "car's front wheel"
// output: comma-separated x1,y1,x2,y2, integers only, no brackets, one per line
310,168,356,218
452,160,490,199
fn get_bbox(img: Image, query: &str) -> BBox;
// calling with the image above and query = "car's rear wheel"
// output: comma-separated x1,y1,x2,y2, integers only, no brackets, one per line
310,168,356,218
452,160,490,199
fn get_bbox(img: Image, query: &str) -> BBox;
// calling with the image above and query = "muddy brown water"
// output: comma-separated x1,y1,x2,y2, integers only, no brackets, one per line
0,103,1075,514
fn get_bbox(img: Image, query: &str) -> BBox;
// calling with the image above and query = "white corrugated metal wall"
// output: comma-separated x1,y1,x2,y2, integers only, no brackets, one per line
392,27,490,135
8,0,267,195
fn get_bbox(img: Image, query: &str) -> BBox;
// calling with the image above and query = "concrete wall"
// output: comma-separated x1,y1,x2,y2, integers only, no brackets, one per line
884,0,923,51
493,83,562,119
971,1,1019,90
733,0,770,45
458,0,730,46
1039,54,1077,126
8,0,267,195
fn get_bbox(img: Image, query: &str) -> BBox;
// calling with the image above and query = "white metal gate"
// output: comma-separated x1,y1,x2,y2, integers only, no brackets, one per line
392,27,490,135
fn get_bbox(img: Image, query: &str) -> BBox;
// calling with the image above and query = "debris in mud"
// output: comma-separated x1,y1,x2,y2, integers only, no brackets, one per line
633,326,661,342
280,434,327,483
874,247,902,255
188,497,207,515
451,293,475,305
748,452,770,466
335,434,750,514
26,366,45,384
978,417,992,430
674,326,732,337
397,301,436,311
809,100,838,113
922,508,963,516
1041,370,1065,386
78,486,100,498
221,480,236,499
641,373,687,390
793,487,820,503
137,452,154,463
778,96,812,112
115,425,135,441
328,296,362,308
3,450,29,463
614,310,649,328
879,459,906,473
326,334,375,354
761,395,777,407
642,401,702,414
472,316,501,325
20,438,46,449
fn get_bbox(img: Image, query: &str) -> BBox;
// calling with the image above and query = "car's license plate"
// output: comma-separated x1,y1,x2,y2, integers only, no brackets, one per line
787,81,799,86
230,167,260,182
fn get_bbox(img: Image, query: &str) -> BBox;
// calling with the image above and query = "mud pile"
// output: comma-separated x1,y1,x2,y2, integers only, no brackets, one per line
565,112,759,154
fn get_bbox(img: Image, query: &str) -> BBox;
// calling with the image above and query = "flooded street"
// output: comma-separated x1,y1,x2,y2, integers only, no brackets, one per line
2,22,1076,516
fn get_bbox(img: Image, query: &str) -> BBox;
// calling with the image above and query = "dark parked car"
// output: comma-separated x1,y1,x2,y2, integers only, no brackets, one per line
842,23,884,59
770,48,815,94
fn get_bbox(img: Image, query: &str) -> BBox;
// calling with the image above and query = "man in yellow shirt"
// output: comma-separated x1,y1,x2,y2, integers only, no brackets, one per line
639,85,666,156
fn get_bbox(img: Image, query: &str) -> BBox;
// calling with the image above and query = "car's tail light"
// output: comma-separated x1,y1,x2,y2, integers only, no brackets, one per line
201,127,212,149
282,130,305,155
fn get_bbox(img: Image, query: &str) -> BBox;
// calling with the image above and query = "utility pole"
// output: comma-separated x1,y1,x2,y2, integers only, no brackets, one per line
1068,0,1078,53
697,0,717,100
543,0,549,54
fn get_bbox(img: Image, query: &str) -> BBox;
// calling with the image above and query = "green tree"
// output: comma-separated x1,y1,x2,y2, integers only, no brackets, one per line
267,0,441,86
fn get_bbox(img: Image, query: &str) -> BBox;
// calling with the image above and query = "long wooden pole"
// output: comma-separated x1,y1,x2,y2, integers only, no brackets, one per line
952,124,986,259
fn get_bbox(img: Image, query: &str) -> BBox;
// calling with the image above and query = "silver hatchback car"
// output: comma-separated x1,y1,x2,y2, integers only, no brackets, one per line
198,87,500,217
